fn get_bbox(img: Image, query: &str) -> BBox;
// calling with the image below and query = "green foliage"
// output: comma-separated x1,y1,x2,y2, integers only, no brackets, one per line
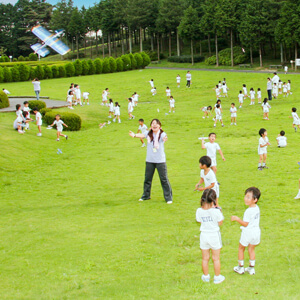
0,66,3,83
205,55,217,65
94,58,102,74
178,6,200,41
13,58,17,62
73,59,82,76
87,59,96,75
145,51,165,61
102,58,111,73
205,47,247,66
58,65,66,78
10,66,20,82
29,67,36,80
28,100,46,111
81,60,89,75
0,90,9,108
121,55,131,71
18,55,25,61
43,65,53,79
108,57,117,73
44,111,81,131
2,55,9,62
134,53,143,68
51,65,58,78
128,53,137,69
40,107,52,117
28,53,38,61
18,63,30,81
140,52,151,67
65,63,75,77
3,67,12,82
35,65,44,79
24,57,29,61
115,57,123,72
0,57,4,62
168,55,205,63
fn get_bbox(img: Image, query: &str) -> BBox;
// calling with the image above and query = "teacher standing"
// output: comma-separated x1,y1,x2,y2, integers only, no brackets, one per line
129,119,173,204
32,78,41,100
267,77,272,101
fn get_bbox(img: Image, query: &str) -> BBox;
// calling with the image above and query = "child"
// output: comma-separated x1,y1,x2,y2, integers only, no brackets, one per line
282,82,288,97
262,98,271,120
289,107,300,132
102,88,109,106
257,128,270,170
49,114,68,141
238,90,244,108
113,102,121,123
212,100,222,114
249,88,255,105
186,71,192,88
108,99,114,118
22,111,33,130
222,83,228,97
278,80,282,94
201,106,212,119
201,133,225,174
294,179,300,199
137,119,148,147
149,79,154,88
218,81,222,89
231,187,261,275
176,74,181,87
67,90,74,109
169,96,175,113
214,104,224,128
214,85,221,100
32,107,42,136
16,104,25,134
3,88,10,95
133,92,139,106
272,82,278,99
195,156,220,206
23,101,31,119
230,103,237,125
82,92,90,105
166,87,171,99
128,98,135,120
196,189,225,284
74,84,81,106
242,84,248,98
257,88,262,103
287,80,292,96
151,87,157,96
276,130,287,147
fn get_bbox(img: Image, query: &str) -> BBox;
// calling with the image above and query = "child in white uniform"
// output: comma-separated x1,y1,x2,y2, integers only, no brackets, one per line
151,87,157,96
287,80,292,96
102,88,109,106
108,99,114,118
23,101,31,129
2,88,10,95
133,92,139,106
16,104,25,134
278,80,282,94
67,90,74,109
74,84,81,106
276,130,287,147
257,128,269,170
201,106,212,119
137,118,148,147
238,91,244,108
113,102,121,123
249,88,255,105
196,189,225,284
149,79,154,88
214,105,224,128
272,83,278,99
262,98,271,120
242,84,248,98
169,96,175,113
176,74,181,87
214,85,221,100
282,82,287,97
221,83,228,97
128,98,134,120
82,92,89,105
257,88,262,103
230,103,237,125
49,114,68,141
32,107,42,136
289,107,300,131
231,187,261,275
166,87,171,99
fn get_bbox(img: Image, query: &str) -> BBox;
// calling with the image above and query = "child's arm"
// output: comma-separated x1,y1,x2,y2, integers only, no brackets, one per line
129,131,145,138
137,129,141,133
50,122,54,126
195,178,204,190
218,220,223,226
231,216,249,227
197,182,215,191
218,149,225,161
63,123,68,128
201,139,206,149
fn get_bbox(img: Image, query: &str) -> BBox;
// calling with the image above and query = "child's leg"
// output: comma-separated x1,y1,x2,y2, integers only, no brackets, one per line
140,138,144,144
238,243,246,263
211,166,217,174
201,249,210,276
38,125,41,133
263,153,267,164
248,244,256,263
234,117,236,123
211,249,221,276
59,132,66,138
258,154,263,164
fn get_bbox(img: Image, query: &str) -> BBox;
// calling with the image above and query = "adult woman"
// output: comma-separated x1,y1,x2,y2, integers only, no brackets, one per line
267,77,272,101
129,119,173,204
32,78,41,100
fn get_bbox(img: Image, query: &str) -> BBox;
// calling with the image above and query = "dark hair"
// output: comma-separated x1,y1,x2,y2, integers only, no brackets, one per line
151,79,153,81
170,95,173,99
109,99,113,103
23,111,28,118
128,98,132,102
201,189,217,206
23,101,28,105
35,78,39,81
273,82,277,85
199,156,212,168
167,86,169,89
273,72,277,75
209,132,216,137
139,118,144,122
55,114,61,118
105,88,109,90
280,130,285,136
115,102,120,107
243,84,246,87
74,84,78,87
239,90,242,93
263,98,268,104
292,107,297,112
71,83,74,85
245,187,261,201
32,107,39,111
154,87,156,89
258,88,261,91
16,104,21,110
231,102,235,106
259,128,266,136
216,104,220,108
207,106,212,110
288,80,291,83
216,100,221,104
68,90,72,95
250,87,253,90
216,85,218,88
147,119,164,142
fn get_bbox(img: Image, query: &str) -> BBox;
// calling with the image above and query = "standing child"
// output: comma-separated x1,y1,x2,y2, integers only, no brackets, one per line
284,65,288,74
278,80,282,95
222,83,228,97
169,96,175,113
242,84,248,98
176,74,181,87
186,71,192,88
108,99,114,118
196,189,225,284
282,82,288,97
32,107,42,136
214,85,221,100
137,119,148,147
287,80,292,96
289,107,300,132
133,92,139,106
231,187,261,275
74,84,82,106
257,128,270,170
113,102,121,123
230,103,237,125
23,101,32,130
201,133,225,174
166,87,171,99
214,104,224,128
49,114,68,141
149,79,154,89
82,92,90,105
201,106,212,119
262,98,271,120
249,88,255,105
16,104,25,134
128,98,135,120
272,83,278,99
218,81,222,89
67,90,74,109
276,130,287,147
257,88,262,104
151,87,157,96
238,91,244,108
102,88,109,106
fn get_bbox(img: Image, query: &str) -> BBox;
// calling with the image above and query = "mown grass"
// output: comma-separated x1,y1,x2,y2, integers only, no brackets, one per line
0,69,299,299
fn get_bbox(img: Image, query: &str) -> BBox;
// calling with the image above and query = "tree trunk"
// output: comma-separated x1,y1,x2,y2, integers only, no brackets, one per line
215,33,219,67
129,30,132,53
140,27,143,52
144,27,146,41
102,34,105,59
157,34,160,61
161,34,164,52
250,46,253,65
76,35,79,59
176,30,180,56
108,34,111,56
259,44,263,67
280,43,283,63
295,42,298,70
191,39,194,65
168,31,172,57
208,33,211,57
150,34,154,51
84,36,86,56
125,28,128,52
230,28,233,67
90,38,93,59
121,27,124,55
199,39,202,56
113,33,117,57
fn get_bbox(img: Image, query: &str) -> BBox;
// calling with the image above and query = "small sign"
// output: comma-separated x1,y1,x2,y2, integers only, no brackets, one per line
296,59,300,66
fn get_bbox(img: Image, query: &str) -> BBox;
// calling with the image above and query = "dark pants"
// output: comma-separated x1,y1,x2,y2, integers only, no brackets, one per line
186,80,191,87
267,89,272,100
142,162,172,202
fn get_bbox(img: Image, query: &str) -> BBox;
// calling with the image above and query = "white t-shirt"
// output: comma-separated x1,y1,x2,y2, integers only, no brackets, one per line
292,112,299,124
149,80,154,88
287,82,291,90
230,107,237,115
243,87,247,95
276,136,287,147
23,106,30,118
215,108,221,119
238,94,244,102
272,75,280,84
200,169,218,195
67,95,73,102
166,89,171,96
83,92,89,99
3,89,10,94
169,99,175,107
151,88,156,94
176,76,181,83
102,90,108,100
222,85,227,93
258,136,268,150
278,81,282,88
75,88,81,99
35,112,42,125
16,110,23,122
138,124,148,135
250,90,255,99
196,207,224,233
128,102,133,112
114,106,120,116
109,102,114,112
205,142,220,159
241,205,260,231
215,88,220,95
32,81,41,91
257,91,261,98
186,73,192,81
262,103,271,112
54,119,64,131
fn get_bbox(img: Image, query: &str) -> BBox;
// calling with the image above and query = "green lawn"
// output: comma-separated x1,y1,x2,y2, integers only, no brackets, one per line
0,69,299,299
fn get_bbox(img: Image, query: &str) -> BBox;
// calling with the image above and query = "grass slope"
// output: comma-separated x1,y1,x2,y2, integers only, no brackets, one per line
0,69,299,299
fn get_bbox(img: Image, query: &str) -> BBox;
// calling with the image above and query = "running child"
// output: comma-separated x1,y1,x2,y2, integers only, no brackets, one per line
196,189,225,284
289,107,300,132
238,90,244,108
287,80,292,96
201,133,225,174
212,100,222,114
222,83,228,97
214,104,224,128
166,87,171,99
214,85,221,100
137,118,148,147
262,98,271,120
82,92,90,105
133,92,139,106
257,88,262,104
272,82,278,99
67,90,74,109
201,106,212,119
2,88,10,95
276,130,287,148
242,84,248,98
151,87,157,96
282,82,288,97
32,107,42,136
257,128,270,170
230,103,237,125
113,102,121,123
169,96,175,113
176,74,181,87
102,88,109,106
249,88,255,105
231,187,261,275
49,114,68,141
108,99,114,118
218,81,222,89
128,98,135,120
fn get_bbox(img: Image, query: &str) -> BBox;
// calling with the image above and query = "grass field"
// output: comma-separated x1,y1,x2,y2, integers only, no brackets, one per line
0,69,299,299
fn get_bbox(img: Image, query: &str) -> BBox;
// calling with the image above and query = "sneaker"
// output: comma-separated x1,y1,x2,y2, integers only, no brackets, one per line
214,275,225,284
201,274,210,283
101,103,104,106
262,165,268,169
230,123,233,125
141,144,146,147
108,116,111,118
118,120,121,123
166,201,173,204
222,124,225,127
214,124,216,127
258,166,263,171
113,119,116,122
203,117,205,119
65,135,68,140
233,265,245,274
245,267,255,275
56,138,60,141
107,121,111,124
295,127,297,132
139,198,151,201
70,107,74,109
294,193,300,199
18,129,24,134
234,123,236,125
37,133,42,136
87,103,90,105
132,116,135,119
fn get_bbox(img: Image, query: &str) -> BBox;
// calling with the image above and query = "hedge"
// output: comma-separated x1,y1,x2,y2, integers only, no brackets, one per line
51,65,58,78
0,66,3,82
0,90,9,109
65,63,75,77
3,67,12,82
134,53,143,68
19,63,30,81
87,59,95,75
116,57,123,72
81,60,89,75
35,65,44,79
28,100,46,111
128,53,137,69
73,59,82,76
109,57,117,73
44,111,81,131
29,67,36,80
141,51,151,67
58,65,66,78
94,58,102,74
11,66,20,82
121,55,131,71
43,65,53,79
29,53,38,61
205,47,247,66
102,58,110,73
168,55,205,63
40,107,52,116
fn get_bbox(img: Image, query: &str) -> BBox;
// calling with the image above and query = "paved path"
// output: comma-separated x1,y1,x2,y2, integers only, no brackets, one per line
0,97,67,112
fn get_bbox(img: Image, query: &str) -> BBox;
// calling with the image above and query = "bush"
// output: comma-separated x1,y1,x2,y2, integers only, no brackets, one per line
58,65,66,78
205,56,216,65
18,55,25,61
141,52,151,67
43,65,53,79
29,53,38,61
146,51,165,61
102,58,111,73
11,66,20,82
29,67,36,80
81,60,89,75
65,62,75,77
0,90,9,108
73,59,82,76
69,52,85,59
28,100,46,111
128,53,137,69
0,66,3,82
35,65,44,79
108,57,117,73
24,57,29,61
205,47,247,66
134,53,143,68
168,55,205,63
94,58,102,74
116,57,123,72
121,55,131,71
13,58,17,62
0,57,4,62
40,107,52,116
3,67,12,82
19,63,30,81
87,59,95,75
51,65,58,78
2,55,9,62
44,111,81,131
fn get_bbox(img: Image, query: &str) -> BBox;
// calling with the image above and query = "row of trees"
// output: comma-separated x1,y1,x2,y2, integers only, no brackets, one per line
0,0,299,66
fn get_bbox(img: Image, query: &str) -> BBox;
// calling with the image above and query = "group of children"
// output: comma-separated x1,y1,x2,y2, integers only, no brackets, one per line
67,83,90,109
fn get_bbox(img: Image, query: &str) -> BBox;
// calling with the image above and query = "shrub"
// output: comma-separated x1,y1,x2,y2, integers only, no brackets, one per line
141,52,151,67
43,65,53,79
128,53,137,69
29,53,38,61
65,62,75,77
40,107,52,116
108,57,117,73
18,55,25,61
51,65,58,78
13,58,17,62
3,67,12,82
81,60,89,75
73,59,82,76
121,54,131,71
29,67,36,80
11,66,20,82
205,55,217,65
24,57,29,61
102,58,111,73
0,57,4,62
3,55,9,62
28,100,46,111
134,53,143,68
94,58,102,74
44,111,81,131
168,55,205,63
146,51,164,61
0,90,9,108
35,65,44,79
19,63,30,81
0,66,3,82
87,59,96,75
204,47,247,66
58,65,66,78
116,57,123,72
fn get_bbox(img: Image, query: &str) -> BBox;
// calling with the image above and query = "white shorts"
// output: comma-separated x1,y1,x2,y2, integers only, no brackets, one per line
251,96,255,100
109,109,114,113
231,113,237,118
37,120,42,126
239,99,243,104
240,228,261,247
200,231,222,250
128,109,133,113
167,92,171,96
293,120,300,125
213,183,220,198
216,115,222,120
177,80,180,83
210,156,217,167
102,97,107,102
115,112,120,116
16,117,23,123
170,104,175,108
258,147,267,155
83,95,89,100
57,129,63,132
263,108,269,113
283,89,287,93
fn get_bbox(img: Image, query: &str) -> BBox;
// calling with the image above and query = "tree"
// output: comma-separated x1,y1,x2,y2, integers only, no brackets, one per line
11,66,20,82
19,63,30,81
108,57,117,72
35,65,44,79
73,59,83,76
3,67,12,82
81,60,89,75
87,59,96,75
102,58,111,73
43,65,53,79
116,57,124,72
94,58,103,74
51,65,58,78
